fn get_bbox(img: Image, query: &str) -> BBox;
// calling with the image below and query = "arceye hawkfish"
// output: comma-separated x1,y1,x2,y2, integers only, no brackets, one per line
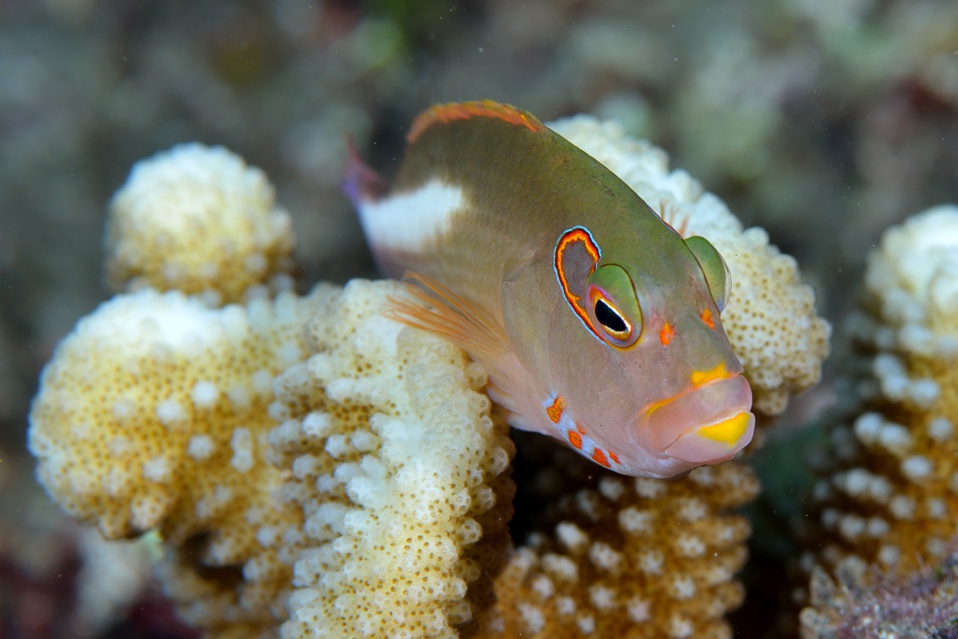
345,100,754,479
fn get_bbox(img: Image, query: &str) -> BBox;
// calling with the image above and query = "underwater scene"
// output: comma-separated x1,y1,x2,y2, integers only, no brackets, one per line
2,1,958,638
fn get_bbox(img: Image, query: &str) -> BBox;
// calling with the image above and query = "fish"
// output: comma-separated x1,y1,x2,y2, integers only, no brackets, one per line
345,100,754,478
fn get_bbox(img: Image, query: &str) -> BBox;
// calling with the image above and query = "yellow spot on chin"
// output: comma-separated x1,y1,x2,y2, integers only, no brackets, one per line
690,363,728,387
697,412,750,445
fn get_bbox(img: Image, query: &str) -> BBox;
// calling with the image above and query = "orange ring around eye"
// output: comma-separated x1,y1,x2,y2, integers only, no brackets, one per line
587,287,637,348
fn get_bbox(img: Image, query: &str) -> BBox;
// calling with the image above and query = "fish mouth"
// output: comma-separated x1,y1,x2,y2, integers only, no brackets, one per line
634,375,755,464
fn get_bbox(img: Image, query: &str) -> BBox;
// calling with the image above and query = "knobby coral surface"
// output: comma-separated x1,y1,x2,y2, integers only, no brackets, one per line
105,143,295,304
28,114,830,638
28,286,324,635
800,205,958,638
476,456,759,639
269,280,515,639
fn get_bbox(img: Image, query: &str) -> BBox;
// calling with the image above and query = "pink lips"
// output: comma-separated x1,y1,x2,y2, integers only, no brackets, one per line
634,375,755,464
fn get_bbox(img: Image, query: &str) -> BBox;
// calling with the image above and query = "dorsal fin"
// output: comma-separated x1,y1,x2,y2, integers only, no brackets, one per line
407,100,546,143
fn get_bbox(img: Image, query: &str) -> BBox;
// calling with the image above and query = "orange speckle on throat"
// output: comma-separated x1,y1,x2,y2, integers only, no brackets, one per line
592,448,610,467
546,396,565,423
659,322,675,345
568,431,583,449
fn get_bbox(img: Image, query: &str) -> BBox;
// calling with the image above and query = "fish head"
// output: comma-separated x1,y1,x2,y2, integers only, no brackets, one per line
542,218,755,478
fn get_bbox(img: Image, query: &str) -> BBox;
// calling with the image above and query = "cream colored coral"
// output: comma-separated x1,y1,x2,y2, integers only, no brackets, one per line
477,458,759,639
804,205,958,583
549,116,830,416
268,279,515,639
28,286,327,634
74,528,153,635
105,143,294,304
865,204,958,352
29,278,515,638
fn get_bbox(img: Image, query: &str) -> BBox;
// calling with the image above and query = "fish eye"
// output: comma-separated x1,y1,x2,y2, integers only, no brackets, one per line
594,298,629,336
584,264,642,349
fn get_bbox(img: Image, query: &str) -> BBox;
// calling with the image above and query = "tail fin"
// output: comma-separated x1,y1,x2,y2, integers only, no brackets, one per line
342,135,389,208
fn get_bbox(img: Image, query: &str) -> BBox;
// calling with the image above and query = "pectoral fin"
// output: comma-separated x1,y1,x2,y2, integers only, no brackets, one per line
385,271,511,362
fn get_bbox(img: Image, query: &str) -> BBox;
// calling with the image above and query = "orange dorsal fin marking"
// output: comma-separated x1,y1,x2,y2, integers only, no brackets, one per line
384,271,509,360
407,100,545,143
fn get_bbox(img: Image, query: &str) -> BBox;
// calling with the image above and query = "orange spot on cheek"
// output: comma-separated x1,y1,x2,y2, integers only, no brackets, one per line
592,448,610,467
568,431,583,449
659,322,675,345
701,308,714,329
608,450,620,464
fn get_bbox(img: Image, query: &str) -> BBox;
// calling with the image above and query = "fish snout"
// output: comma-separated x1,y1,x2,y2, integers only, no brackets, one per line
634,375,755,465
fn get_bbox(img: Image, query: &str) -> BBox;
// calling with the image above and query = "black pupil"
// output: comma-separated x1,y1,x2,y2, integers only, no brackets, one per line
595,299,627,334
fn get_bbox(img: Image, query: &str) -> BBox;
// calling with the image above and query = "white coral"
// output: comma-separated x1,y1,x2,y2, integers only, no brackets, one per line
865,204,958,353
28,286,328,633
273,280,514,639
105,143,294,304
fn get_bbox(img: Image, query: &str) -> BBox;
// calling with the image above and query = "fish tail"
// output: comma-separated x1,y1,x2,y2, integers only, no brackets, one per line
341,135,388,209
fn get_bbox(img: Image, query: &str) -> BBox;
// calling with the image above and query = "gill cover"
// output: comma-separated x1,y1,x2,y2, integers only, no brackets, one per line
685,235,733,312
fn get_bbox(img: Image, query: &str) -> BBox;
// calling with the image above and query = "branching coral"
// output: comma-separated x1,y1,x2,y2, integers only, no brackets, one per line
476,455,759,639
800,205,958,637
28,116,830,638
27,278,516,638
549,116,831,417
27,286,325,635
105,143,295,304
33,138,520,638
268,280,515,638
